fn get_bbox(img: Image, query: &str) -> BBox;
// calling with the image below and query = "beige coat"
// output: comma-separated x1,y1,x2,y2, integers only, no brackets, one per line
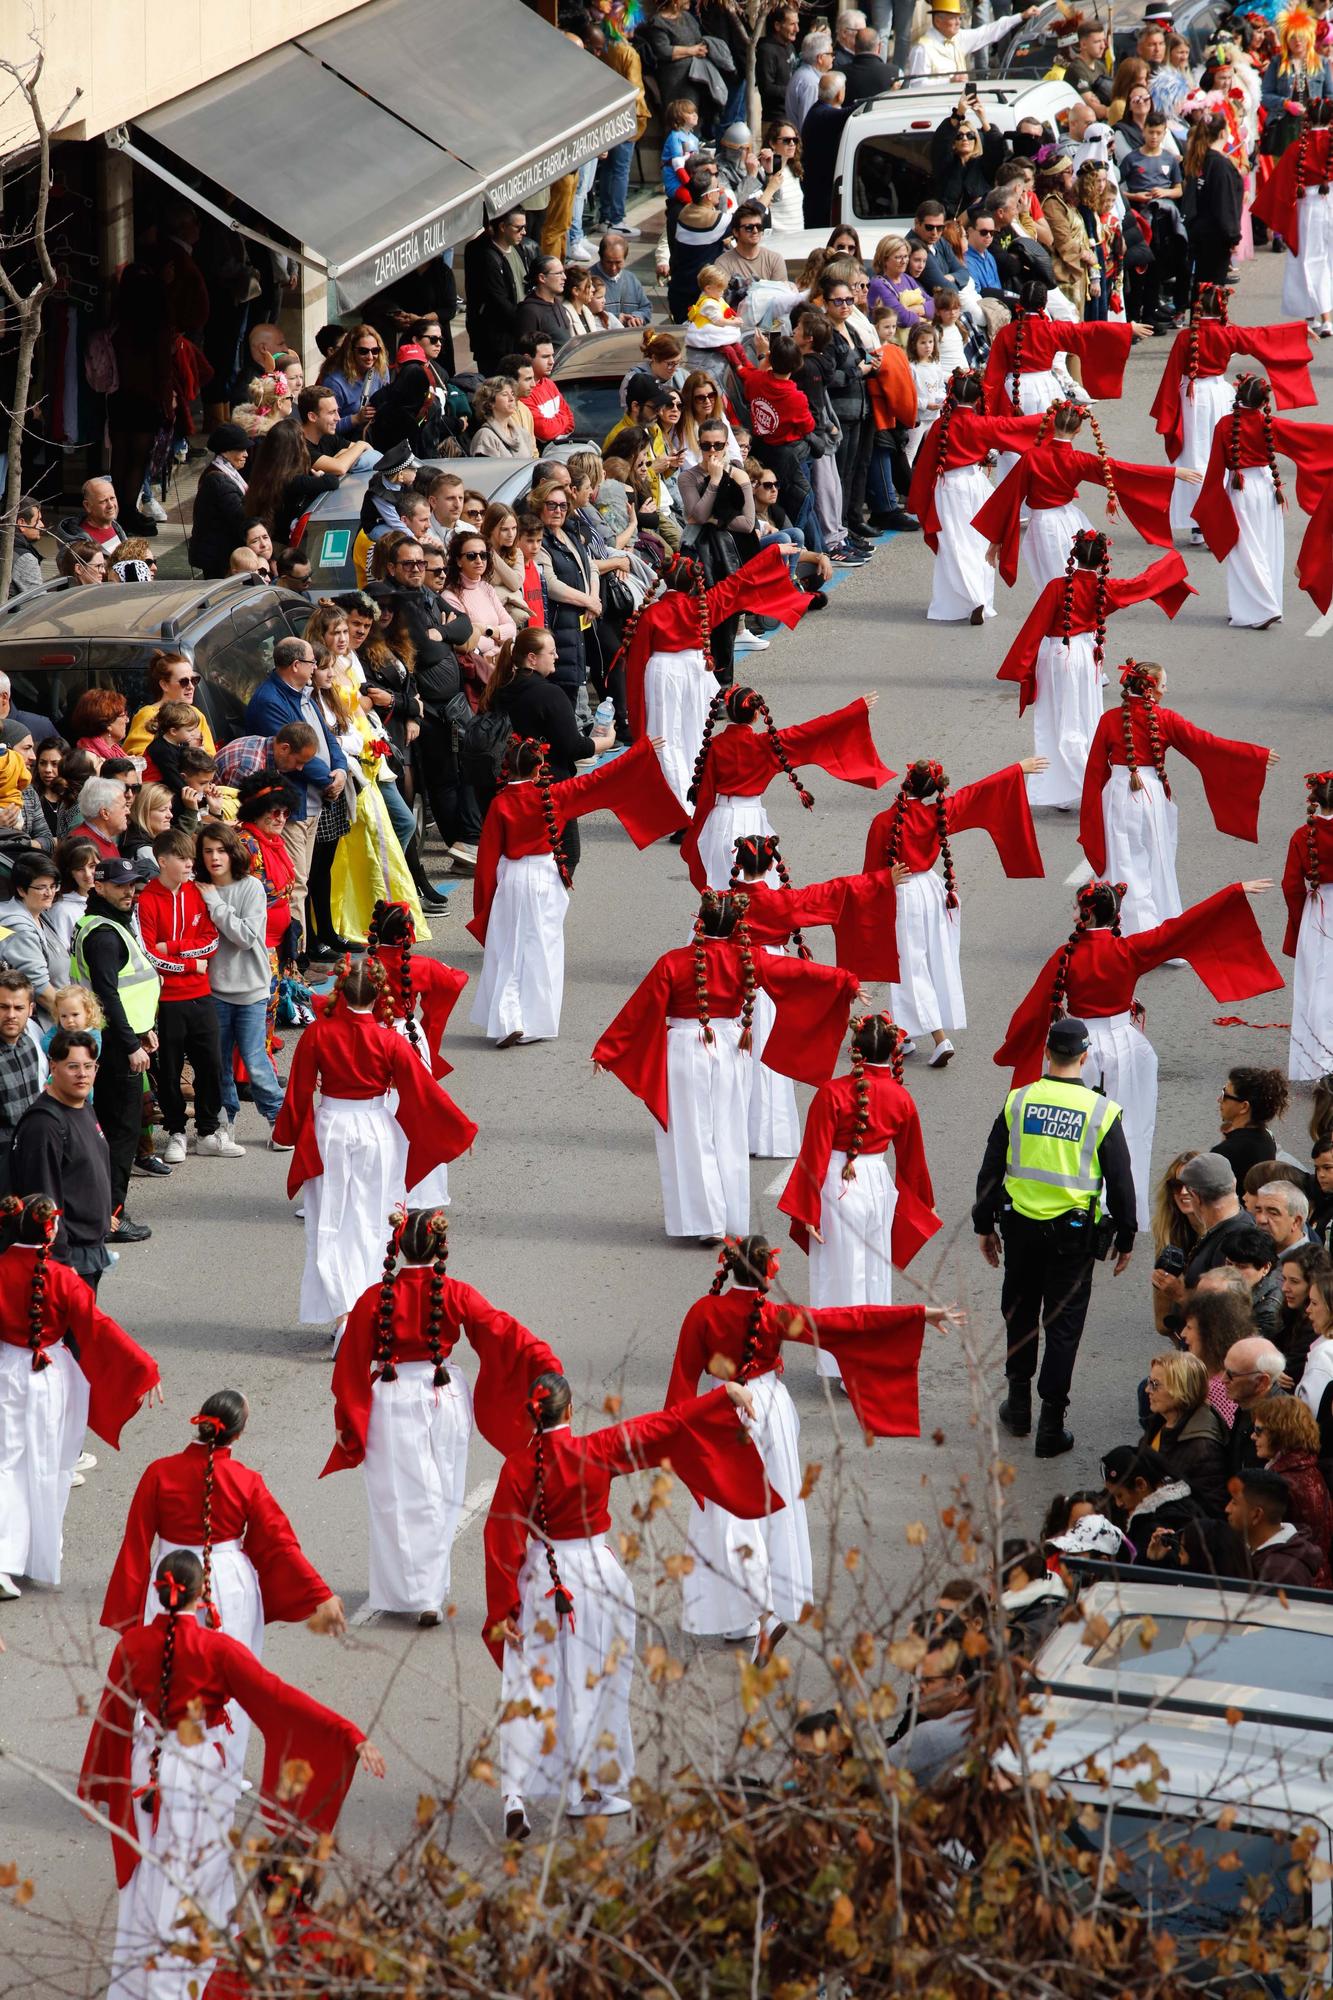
1042,190,1092,312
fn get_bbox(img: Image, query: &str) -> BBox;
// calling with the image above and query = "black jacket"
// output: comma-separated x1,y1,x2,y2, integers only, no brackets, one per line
368,364,452,457
930,116,1007,216
826,324,872,424
1141,1402,1230,1517
463,233,536,377
1211,1123,1277,1187
1183,1206,1254,1288
491,668,595,783
541,532,595,693
756,34,797,121
642,8,707,106
391,588,471,716
360,648,423,763
801,103,852,229
187,463,249,577
972,1093,1138,1253
513,295,571,351
845,50,900,106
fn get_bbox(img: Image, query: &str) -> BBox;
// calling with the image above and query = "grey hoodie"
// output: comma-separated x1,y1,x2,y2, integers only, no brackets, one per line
197,875,271,1007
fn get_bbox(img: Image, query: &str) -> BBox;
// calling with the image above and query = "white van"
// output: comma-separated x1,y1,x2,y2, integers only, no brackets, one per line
765,78,1081,269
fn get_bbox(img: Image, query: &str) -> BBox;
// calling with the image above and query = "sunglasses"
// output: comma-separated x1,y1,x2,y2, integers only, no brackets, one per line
397,558,426,570
421,333,442,342
461,507,484,520
173,675,199,688
459,549,487,561
973,226,995,238
355,345,379,356
737,223,763,233
543,500,568,512
919,220,944,231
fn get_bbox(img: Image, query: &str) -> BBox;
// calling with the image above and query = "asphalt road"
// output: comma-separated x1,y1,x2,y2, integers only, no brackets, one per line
3,249,1328,1994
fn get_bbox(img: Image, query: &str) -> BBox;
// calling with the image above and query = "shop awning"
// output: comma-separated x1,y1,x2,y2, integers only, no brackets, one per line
131,0,638,308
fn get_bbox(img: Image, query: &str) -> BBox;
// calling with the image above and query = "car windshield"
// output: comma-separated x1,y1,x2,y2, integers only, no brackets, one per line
1087,1615,1333,1701
560,376,631,447
1066,1810,1311,1936
853,131,936,221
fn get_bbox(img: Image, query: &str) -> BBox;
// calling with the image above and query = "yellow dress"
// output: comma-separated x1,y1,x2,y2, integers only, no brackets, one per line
328,710,430,945
123,703,217,759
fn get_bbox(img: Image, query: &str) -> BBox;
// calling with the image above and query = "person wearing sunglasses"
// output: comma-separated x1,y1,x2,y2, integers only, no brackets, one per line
123,651,217,759
318,323,389,440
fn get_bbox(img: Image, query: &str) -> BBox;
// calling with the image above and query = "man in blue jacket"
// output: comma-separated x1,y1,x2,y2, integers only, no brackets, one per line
244,637,348,960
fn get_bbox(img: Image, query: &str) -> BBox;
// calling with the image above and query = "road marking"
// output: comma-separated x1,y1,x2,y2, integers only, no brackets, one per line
1064,857,1094,888
347,1477,498,1629
764,1167,793,1197
1306,606,1333,639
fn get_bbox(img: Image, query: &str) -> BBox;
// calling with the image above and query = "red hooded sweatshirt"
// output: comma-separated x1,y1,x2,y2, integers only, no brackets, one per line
137,874,219,1002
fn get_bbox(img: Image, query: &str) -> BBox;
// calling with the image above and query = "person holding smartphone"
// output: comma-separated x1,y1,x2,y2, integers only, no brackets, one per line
931,93,1006,213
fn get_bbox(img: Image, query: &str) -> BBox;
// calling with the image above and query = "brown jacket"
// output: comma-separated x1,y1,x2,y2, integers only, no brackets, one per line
1042,191,1092,311
601,38,650,141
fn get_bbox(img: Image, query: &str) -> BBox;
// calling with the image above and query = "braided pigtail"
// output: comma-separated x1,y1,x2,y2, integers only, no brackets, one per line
1305,771,1333,893
527,1374,575,1628
735,1239,772,1382
687,687,730,806
1298,116,1311,199
1120,662,1171,799
841,1036,870,1185
1008,306,1029,414
424,1211,451,1390
1034,403,1058,449
764,835,812,960
840,1014,905,1185
1091,531,1111,667
373,1208,408,1384
515,739,572,889
137,1553,205,1820
730,834,812,958
1082,404,1119,518
734,893,757,1053
686,558,716,680
397,924,423,1055
1120,659,1144,794
933,368,983,473
693,896,716,1046
935,789,958,911
606,583,660,681
1051,896,1094,1019
1260,392,1286,506
752,690,814,811
19,1197,58,1372
1060,536,1080,655
1226,378,1249,491
191,1416,226,1631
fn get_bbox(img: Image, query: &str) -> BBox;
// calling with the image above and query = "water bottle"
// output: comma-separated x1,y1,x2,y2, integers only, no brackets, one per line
594,697,615,731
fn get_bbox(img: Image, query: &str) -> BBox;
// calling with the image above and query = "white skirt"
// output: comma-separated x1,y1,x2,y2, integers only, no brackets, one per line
388,1020,450,1208
471,851,568,1043
682,1372,812,1634
929,464,996,621
108,1718,241,2000
299,1095,408,1325
1172,374,1235,533
1027,632,1101,810
1085,1010,1157,1231
697,794,774,892
645,647,714,814
0,1340,88,1586
498,1534,636,1807
654,1016,752,1239
1225,475,1284,627
749,948,801,1159
811,1149,895,1380
1294,190,1333,318
363,1359,474,1614
141,1539,264,1773
1290,884,1333,1081
889,869,964,1038
1100,765,1181,935
1023,501,1094,593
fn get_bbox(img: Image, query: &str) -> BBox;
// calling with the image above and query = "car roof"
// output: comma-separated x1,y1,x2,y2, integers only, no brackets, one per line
846,77,1080,117
0,576,299,642
305,454,527,524
554,328,686,380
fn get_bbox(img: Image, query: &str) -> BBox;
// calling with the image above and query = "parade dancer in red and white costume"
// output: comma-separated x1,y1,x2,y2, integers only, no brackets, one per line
1281,771,1333,1081
1190,372,1333,628
906,370,1044,623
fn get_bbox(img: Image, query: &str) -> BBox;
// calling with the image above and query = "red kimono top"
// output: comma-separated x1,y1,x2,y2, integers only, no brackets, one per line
482,1388,782,1662
984,317,1135,415
1150,322,1314,460
862,764,1043,881
1192,409,1333,566
79,1617,365,1888
324,1267,563,1473
271,1001,477,1200
101,1445,330,1633
994,884,1285,1085
373,943,467,1078
1290,465,1333,614
997,553,1196,715
0,1247,157,1447
683,698,895,890
467,738,682,944
1281,813,1333,955
730,872,900,979
1078,702,1271,874
666,1287,931,1438
778,1066,940,1264
1252,127,1333,252
622,544,813,738
593,945,859,1130
973,444,1177,589
906,410,1045,547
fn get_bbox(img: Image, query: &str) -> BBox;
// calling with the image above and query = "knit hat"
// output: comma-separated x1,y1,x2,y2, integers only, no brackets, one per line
208,422,249,455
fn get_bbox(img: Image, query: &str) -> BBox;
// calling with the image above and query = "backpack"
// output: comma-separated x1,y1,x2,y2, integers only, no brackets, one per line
459,708,513,795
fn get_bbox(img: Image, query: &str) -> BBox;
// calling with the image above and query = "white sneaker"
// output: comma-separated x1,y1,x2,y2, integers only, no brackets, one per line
604,220,641,238
141,495,168,521
163,1132,187,1165
267,1134,295,1153
928,1039,955,1068
75,1451,97,1472
565,238,597,265
567,1792,632,1817
733,631,771,652
70,1471,85,1487
197,1131,246,1158
448,842,478,869
0,1572,20,1599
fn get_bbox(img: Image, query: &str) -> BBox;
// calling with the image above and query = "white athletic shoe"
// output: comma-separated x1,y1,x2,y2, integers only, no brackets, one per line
163,1133,187,1165
928,1039,955,1068
141,495,168,521
0,1573,20,1599
567,1793,632,1818
197,1132,246,1158
76,1451,97,1472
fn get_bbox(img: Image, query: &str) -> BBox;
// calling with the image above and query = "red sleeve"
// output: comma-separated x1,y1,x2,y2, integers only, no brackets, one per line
100,1464,161,1631
273,1023,322,1199
415,958,468,1079
1162,710,1271,845
862,807,892,872
592,954,675,1129
777,1081,839,1251
482,1452,535,1665
1283,824,1311,956
1103,549,1197,621
215,1633,365,1837
1106,458,1177,551
994,945,1067,1085
703,542,815,633
553,736,684,846
458,1283,563,1459
971,458,1029,588
1150,332,1189,459
465,793,508,945
1077,710,1117,875
665,1298,719,1408
946,765,1044,878
907,422,946,544
1272,417,1333,515
1251,142,1300,248
322,1283,378,1474
387,1036,478,1193
242,1477,331,1622
58,1266,159,1448
1066,322,1134,400
776,698,896,793
1243,324,1315,411
983,321,1018,415
828,870,901,981
1190,420,1240,560
756,956,859,1085
1296,472,1333,614
77,1640,140,1887
997,579,1063,714
778,1303,928,1436
586,1387,786,1519
888,1098,941,1269
1125,883,1284,1002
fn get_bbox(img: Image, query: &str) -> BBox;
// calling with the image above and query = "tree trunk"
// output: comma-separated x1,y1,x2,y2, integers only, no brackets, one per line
0,311,41,600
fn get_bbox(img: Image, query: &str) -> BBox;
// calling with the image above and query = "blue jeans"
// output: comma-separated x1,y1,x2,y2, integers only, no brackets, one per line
569,155,600,246
215,998,285,1125
596,141,634,227
380,774,416,851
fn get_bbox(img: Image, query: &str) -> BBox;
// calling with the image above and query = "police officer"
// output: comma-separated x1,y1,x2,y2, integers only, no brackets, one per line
973,1015,1137,1456
71,856,161,1245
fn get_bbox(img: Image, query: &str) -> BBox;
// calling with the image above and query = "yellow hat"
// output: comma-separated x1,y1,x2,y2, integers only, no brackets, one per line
931,0,964,14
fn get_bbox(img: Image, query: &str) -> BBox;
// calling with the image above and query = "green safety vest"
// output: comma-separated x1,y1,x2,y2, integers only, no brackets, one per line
70,914,162,1034
1003,1076,1123,1224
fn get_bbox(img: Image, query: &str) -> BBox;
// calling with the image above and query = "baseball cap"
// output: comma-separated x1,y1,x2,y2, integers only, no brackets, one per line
94,856,153,886
1047,1513,1127,1558
1046,1016,1091,1056
1176,1152,1237,1198
396,342,428,364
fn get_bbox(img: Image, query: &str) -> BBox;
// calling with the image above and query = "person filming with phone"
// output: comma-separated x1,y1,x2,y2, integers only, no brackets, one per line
931,91,1006,213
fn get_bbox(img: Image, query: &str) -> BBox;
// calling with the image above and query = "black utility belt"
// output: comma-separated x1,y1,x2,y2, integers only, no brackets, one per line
1001,1206,1116,1259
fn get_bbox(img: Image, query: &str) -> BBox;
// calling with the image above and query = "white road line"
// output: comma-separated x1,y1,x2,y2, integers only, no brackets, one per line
764,1168,791,1197
1306,607,1333,638
347,1477,498,1629
1064,858,1095,888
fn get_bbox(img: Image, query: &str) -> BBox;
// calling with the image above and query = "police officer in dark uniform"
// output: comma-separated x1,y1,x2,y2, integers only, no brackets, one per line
973,1016,1137,1456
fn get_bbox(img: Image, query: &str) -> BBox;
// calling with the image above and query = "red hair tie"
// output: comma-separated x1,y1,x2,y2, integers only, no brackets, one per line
189,1414,225,1436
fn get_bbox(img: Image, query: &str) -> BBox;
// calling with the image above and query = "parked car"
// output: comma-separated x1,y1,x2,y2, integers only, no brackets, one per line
1012,1570,1333,1984
765,79,1081,267
553,328,682,444
303,456,536,591
997,5,1138,80
0,575,312,744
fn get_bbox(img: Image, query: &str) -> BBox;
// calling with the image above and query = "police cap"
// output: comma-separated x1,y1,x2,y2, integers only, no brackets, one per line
1046,1016,1091,1057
